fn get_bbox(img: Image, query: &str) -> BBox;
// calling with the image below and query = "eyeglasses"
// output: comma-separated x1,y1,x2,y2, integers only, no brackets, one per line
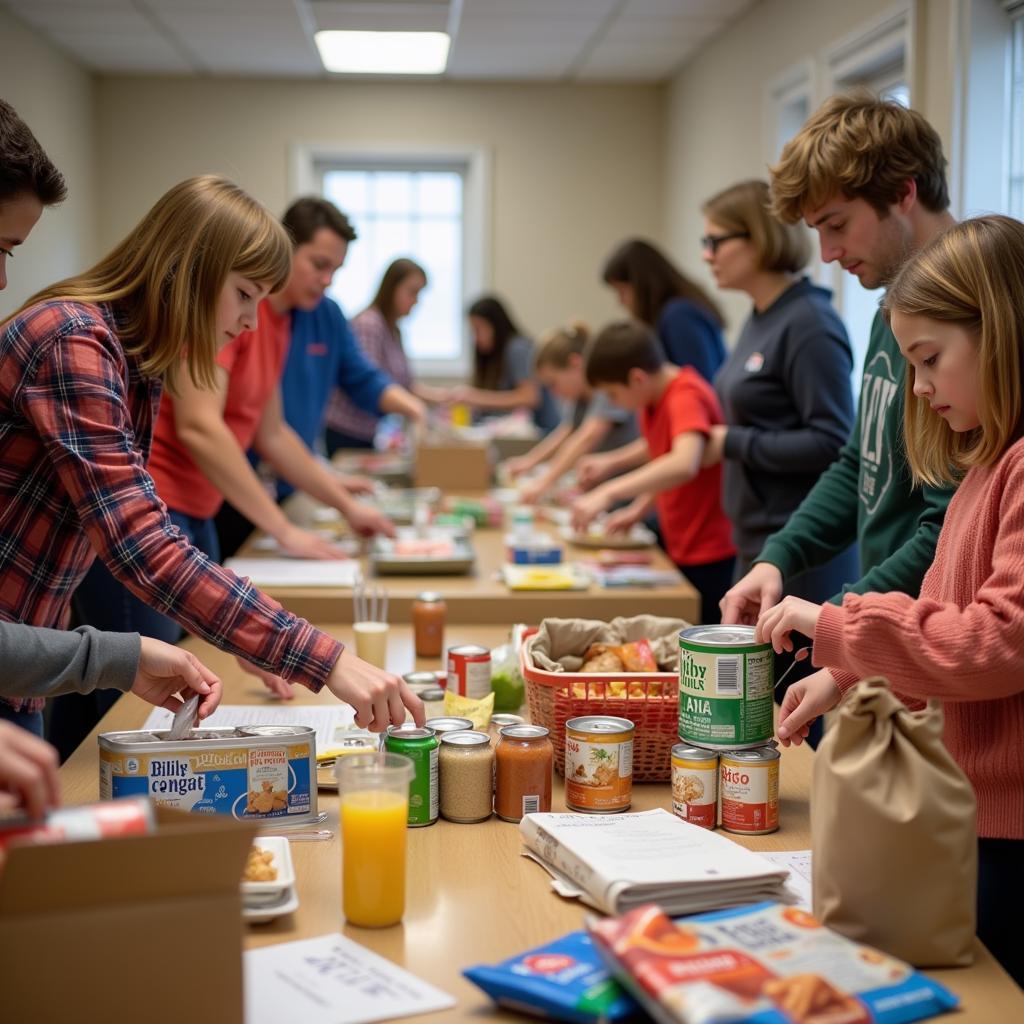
700,231,750,254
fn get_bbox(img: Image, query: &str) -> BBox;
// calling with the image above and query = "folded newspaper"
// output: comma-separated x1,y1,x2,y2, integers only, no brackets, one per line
519,809,790,916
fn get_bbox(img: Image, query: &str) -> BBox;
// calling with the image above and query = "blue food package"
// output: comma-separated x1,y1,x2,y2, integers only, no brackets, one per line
464,930,642,1023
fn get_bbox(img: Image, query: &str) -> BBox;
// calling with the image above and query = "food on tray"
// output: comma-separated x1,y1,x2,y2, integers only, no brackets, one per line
243,846,278,882
580,639,657,674
246,780,287,814
391,538,456,558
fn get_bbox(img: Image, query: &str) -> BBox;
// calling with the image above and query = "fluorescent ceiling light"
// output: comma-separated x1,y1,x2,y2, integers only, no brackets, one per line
315,30,450,75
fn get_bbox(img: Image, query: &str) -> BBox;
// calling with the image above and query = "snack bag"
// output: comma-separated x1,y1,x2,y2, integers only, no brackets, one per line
589,902,958,1024
443,689,495,730
812,678,977,967
464,930,641,1023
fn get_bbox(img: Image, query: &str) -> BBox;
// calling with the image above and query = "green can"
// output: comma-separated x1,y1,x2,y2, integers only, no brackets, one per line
678,625,774,749
383,724,439,826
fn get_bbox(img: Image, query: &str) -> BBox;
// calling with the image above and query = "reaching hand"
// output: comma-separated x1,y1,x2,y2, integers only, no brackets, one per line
719,562,784,626
276,524,352,560
572,488,609,532
325,647,425,732
576,454,611,490
235,655,294,699
0,721,60,819
336,473,375,496
344,503,397,538
776,668,842,746
755,596,823,655
132,637,222,718
603,505,639,535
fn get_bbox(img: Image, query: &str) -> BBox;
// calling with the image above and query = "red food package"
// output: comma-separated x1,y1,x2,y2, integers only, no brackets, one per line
612,639,657,673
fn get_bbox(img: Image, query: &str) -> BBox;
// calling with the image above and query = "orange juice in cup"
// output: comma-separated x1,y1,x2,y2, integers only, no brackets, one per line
337,753,414,927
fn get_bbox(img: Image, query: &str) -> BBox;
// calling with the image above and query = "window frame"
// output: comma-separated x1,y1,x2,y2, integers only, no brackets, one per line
290,143,492,378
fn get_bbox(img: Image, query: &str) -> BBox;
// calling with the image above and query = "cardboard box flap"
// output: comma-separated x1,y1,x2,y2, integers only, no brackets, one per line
0,807,259,915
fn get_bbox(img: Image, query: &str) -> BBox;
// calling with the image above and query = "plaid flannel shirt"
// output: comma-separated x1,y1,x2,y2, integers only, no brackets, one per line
0,300,343,712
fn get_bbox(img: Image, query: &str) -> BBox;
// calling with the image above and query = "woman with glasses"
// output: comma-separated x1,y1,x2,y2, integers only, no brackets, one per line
601,238,726,383
700,179,856,739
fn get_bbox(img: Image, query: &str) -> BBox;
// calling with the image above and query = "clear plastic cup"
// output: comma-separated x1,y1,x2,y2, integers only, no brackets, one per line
336,752,413,927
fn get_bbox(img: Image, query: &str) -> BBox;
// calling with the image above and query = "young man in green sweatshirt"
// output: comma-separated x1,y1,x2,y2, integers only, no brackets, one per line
720,91,957,726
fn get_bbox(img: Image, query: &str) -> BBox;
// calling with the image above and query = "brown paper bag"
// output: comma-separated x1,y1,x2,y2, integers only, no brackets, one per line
811,677,977,967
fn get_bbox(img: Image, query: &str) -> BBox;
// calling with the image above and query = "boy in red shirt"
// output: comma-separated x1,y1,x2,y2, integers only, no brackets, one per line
572,320,735,623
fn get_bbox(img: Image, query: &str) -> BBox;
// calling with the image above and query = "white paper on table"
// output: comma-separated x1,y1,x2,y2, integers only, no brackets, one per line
244,933,456,1024
142,704,356,753
224,556,359,588
760,850,813,913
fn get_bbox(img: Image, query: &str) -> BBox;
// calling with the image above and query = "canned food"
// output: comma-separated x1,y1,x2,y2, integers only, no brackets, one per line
678,626,774,749
488,713,525,741
0,797,154,851
670,744,719,829
439,731,494,824
425,716,474,735
447,644,492,698
720,746,780,835
383,725,439,827
565,716,634,814
99,726,317,822
494,725,552,822
403,671,439,690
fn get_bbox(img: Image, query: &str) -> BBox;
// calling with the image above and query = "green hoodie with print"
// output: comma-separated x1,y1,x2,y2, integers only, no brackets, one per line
756,309,955,603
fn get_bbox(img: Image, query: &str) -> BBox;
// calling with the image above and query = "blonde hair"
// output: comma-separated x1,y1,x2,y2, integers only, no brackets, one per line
535,321,590,370
13,175,291,388
701,179,810,273
769,90,949,224
883,215,1024,487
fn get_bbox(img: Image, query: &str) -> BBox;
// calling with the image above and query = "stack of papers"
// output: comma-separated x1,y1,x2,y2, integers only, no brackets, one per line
520,809,790,916
224,557,360,588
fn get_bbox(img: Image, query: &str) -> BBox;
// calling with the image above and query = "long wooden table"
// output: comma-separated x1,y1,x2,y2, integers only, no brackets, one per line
59,626,1024,1021
232,491,700,624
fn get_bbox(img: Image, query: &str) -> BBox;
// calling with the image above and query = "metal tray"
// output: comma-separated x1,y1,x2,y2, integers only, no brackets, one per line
369,531,476,576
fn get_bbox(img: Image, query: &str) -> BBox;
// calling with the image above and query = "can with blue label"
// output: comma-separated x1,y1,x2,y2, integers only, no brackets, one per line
98,725,317,822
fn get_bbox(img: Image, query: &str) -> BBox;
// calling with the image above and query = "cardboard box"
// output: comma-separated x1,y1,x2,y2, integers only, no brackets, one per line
414,439,492,490
0,806,258,1024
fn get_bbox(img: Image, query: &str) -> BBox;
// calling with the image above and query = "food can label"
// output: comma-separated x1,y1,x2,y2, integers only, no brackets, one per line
671,757,718,829
407,745,439,825
447,651,492,698
678,638,773,747
565,735,633,812
721,757,779,833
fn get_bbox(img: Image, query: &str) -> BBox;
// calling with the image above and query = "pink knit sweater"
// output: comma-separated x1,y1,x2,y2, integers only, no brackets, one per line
814,437,1024,839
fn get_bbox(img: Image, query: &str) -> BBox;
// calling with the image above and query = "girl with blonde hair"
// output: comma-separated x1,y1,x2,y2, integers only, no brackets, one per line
0,175,422,738
503,321,638,504
755,215,1024,984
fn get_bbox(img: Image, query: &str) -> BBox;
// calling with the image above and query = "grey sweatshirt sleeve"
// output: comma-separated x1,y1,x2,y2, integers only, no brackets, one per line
0,622,141,698
723,310,854,473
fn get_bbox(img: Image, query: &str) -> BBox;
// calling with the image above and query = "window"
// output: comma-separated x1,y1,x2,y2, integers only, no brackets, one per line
1010,6,1024,217
320,166,464,365
293,145,490,377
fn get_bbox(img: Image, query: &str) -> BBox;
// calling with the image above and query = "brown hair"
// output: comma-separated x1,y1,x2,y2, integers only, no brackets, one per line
13,175,291,389
585,319,665,386
601,239,724,328
769,89,949,224
702,179,810,273
0,99,66,206
282,196,357,247
883,216,1024,486
535,321,590,371
370,257,427,332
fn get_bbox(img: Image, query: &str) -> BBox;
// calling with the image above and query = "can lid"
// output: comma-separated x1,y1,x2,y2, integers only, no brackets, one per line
385,725,436,740
417,591,444,603
440,730,491,747
425,716,474,733
236,725,309,737
567,715,635,734
490,713,525,727
722,745,780,763
680,625,759,646
448,644,490,656
403,670,439,687
671,742,719,761
499,724,550,740
419,687,446,702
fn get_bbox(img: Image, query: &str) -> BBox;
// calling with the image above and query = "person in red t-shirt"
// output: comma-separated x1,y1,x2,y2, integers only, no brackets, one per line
571,320,736,623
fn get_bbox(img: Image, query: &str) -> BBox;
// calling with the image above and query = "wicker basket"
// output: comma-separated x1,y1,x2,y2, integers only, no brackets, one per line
519,626,679,782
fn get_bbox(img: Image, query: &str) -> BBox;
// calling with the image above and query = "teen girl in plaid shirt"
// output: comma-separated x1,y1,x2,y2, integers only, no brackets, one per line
0,175,423,736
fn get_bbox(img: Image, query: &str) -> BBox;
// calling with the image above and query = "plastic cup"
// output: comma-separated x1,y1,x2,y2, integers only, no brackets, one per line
336,752,414,927
353,621,389,668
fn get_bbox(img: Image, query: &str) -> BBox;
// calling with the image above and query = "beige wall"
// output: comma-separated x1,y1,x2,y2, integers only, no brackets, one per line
663,0,955,339
0,8,97,318
92,77,666,342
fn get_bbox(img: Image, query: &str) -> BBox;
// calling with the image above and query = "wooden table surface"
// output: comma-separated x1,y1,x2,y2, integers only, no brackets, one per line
58,625,1024,1021
231,490,700,625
